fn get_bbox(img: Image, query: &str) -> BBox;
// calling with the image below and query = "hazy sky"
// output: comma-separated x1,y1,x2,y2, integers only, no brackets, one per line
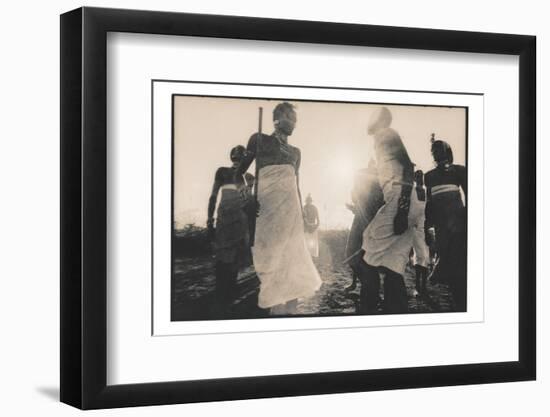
173,96,466,230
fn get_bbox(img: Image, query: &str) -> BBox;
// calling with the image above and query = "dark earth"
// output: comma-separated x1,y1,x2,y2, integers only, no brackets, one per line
172,227,454,321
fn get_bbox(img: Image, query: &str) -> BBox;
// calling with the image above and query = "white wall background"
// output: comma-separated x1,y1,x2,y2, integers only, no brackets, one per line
0,0,545,415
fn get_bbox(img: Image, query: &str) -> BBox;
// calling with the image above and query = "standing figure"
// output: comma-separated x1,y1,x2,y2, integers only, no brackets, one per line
207,145,250,315
344,159,384,313
412,169,430,296
303,194,320,258
424,138,467,311
362,107,424,314
235,102,322,315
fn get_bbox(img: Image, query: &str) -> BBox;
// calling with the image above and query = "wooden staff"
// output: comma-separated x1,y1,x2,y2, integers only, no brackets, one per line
250,107,262,246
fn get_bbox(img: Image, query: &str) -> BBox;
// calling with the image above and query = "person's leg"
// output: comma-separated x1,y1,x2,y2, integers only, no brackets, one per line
450,267,467,312
269,302,289,316
414,263,421,294
269,303,284,316
449,228,467,312
357,261,380,314
284,298,298,314
413,227,430,295
346,270,359,292
226,263,239,313
346,251,364,292
269,298,298,316
415,264,428,296
214,262,227,316
215,261,239,316
381,267,408,314
421,266,427,294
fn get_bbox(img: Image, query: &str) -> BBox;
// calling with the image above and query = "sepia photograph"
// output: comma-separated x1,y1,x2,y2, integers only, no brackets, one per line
171,93,468,321
57,6,536,410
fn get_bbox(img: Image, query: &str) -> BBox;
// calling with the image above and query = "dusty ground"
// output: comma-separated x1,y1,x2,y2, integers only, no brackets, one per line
172,229,454,321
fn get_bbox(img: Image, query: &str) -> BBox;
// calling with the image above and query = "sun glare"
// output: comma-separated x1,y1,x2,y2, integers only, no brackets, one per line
331,154,355,183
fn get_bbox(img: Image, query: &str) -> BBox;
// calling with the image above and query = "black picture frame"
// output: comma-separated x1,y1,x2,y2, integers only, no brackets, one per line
60,6,536,410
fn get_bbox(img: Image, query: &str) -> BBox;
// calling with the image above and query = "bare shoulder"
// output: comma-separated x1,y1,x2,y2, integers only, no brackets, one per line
247,132,270,146
213,166,229,183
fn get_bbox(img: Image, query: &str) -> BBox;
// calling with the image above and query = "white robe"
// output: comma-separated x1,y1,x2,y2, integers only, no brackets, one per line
253,165,322,308
305,229,319,258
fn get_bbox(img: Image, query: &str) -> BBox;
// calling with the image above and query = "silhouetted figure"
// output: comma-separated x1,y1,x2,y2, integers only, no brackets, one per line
344,159,384,313
425,138,467,311
362,107,424,314
207,145,250,316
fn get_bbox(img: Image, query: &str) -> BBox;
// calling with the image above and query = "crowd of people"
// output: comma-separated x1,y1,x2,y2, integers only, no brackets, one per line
206,102,467,316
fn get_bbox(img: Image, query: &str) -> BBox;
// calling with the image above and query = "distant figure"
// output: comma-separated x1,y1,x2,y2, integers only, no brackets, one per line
207,145,250,314
344,159,384,313
412,169,430,296
425,138,467,311
235,102,322,315
362,107,425,314
303,194,320,258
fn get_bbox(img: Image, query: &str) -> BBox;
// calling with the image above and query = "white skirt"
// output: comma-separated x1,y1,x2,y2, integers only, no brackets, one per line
363,184,424,275
253,165,322,308
305,229,320,258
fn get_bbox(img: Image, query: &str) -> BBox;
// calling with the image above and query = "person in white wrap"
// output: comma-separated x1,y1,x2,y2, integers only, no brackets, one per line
303,194,320,258
235,102,322,315
362,107,424,314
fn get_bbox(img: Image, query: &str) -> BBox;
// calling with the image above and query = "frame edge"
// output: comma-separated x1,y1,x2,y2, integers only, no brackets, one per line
62,6,538,409
518,34,536,380
60,7,84,409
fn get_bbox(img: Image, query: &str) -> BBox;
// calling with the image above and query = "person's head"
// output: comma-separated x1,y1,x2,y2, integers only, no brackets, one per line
305,194,313,204
230,145,246,164
431,139,454,166
367,107,392,135
414,169,424,186
273,102,297,136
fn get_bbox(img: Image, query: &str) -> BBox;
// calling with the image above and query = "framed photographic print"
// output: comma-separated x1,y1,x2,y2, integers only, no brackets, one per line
60,6,536,409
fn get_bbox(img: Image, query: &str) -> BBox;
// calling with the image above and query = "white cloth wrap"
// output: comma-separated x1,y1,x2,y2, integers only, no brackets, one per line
363,181,424,275
253,164,322,308
305,229,320,258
